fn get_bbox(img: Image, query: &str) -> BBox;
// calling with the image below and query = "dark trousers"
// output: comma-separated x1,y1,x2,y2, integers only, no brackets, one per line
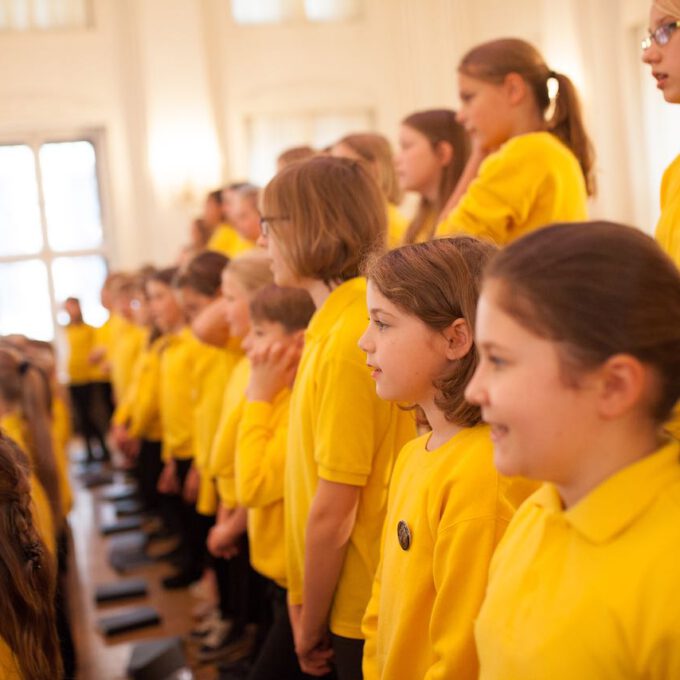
330,634,364,680
167,458,203,576
135,439,163,513
214,534,267,633
248,582,328,680
68,383,109,460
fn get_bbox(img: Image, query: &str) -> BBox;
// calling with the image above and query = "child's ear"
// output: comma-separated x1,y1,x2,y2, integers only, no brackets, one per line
595,354,648,419
442,318,473,361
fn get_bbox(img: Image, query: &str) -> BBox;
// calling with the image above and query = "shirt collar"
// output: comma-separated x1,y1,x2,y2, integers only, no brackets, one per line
305,277,366,341
530,439,680,544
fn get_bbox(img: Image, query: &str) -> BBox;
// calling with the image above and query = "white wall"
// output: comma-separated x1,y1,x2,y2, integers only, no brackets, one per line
0,0,658,267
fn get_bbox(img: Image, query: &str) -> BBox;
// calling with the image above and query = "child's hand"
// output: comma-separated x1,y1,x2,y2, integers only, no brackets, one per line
182,465,200,504
207,521,241,559
246,338,303,402
157,460,179,495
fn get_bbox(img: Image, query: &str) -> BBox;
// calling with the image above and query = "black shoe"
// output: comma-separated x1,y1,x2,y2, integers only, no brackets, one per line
162,569,202,590
218,659,251,680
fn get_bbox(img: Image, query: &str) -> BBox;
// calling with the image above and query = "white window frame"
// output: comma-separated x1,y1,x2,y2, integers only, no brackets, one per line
0,127,111,340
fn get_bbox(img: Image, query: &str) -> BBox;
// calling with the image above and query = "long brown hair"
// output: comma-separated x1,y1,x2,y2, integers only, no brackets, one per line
0,432,61,679
364,237,497,426
486,221,680,421
400,110,470,244
459,38,596,196
334,133,402,205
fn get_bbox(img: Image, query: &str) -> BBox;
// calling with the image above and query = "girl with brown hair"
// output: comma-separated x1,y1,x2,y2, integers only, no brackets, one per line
331,133,408,247
359,238,533,679
0,432,61,679
438,38,594,244
466,221,680,678
261,156,416,679
395,109,470,244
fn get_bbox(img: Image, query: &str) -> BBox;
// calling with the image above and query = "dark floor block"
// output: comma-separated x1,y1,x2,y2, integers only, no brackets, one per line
100,516,144,536
94,578,148,604
126,637,188,680
98,606,161,636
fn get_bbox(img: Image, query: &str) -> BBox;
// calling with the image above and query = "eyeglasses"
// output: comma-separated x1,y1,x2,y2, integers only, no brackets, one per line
641,20,680,50
259,215,288,237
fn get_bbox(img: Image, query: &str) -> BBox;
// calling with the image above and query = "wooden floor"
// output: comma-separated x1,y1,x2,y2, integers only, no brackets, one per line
66,447,219,680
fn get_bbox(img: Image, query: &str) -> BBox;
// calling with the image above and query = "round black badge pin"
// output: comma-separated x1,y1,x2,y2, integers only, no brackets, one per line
397,520,411,551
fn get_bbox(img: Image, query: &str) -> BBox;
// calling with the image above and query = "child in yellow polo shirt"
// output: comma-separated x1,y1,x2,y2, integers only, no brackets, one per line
147,267,203,589
359,238,534,680
437,38,593,244
395,110,470,244
261,156,417,678
331,133,409,248
233,284,315,679
465,221,680,679
200,251,274,663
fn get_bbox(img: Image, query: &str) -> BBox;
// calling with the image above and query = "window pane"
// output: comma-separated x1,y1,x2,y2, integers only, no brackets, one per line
0,145,43,256
0,260,54,340
231,0,296,24
305,0,362,22
312,111,372,148
52,254,108,327
40,140,103,252
247,114,308,186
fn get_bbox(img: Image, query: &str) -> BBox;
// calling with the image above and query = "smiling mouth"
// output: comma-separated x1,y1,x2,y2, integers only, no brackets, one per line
654,72,669,87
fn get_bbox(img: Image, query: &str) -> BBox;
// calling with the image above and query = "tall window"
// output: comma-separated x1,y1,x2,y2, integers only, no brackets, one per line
231,0,362,25
247,109,373,186
0,137,108,341
0,0,91,30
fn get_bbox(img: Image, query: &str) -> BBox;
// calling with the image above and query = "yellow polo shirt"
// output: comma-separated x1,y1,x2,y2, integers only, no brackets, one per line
113,336,166,442
51,395,73,517
235,390,290,587
209,356,250,509
207,223,254,258
0,638,20,679
656,153,680,269
285,277,417,639
386,203,408,249
476,439,680,679
193,340,243,516
363,426,533,680
159,327,195,462
65,322,94,385
90,313,124,381
110,319,147,404
437,131,588,244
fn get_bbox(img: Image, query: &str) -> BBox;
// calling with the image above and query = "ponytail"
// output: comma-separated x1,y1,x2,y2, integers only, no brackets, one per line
547,72,596,196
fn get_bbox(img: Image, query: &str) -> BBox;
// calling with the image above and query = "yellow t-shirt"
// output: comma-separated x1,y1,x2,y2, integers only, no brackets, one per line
362,426,534,680
159,327,195,462
114,335,166,442
437,131,588,244
90,313,124,381
208,356,250,509
110,320,147,405
192,339,244,516
51,395,73,517
285,277,417,638
386,203,408,249
0,638,20,679
207,223,255,258
0,412,56,555
65,322,94,384
475,439,680,680
235,392,290,587
656,152,680,269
